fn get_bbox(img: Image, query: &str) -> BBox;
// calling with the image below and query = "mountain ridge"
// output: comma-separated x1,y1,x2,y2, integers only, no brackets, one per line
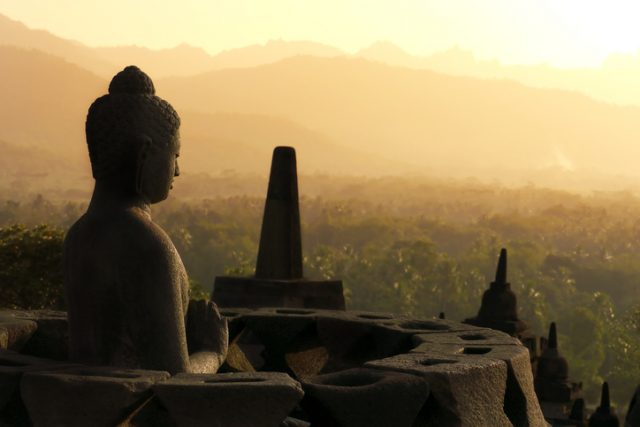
3,11,640,107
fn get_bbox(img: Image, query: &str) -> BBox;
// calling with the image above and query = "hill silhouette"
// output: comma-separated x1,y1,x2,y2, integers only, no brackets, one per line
4,12,640,106
3,15,640,189
158,55,640,178
0,45,408,194
0,13,116,77
0,13,345,78
0,46,103,157
357,41,640,107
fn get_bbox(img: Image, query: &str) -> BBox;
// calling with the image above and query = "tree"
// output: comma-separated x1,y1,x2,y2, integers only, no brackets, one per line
0,224,65,309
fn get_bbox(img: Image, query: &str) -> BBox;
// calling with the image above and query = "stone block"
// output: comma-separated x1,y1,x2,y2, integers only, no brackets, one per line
154,372,304,427
17,310,69,360
366,351,512,427
316,313,413,372
121,395,177,427
1,310,68,360
280,417,310,427
425,343,546,427
0,312,38,352
20,366,170,427
0,350,78,426
242,309,317,353
411,328,520,350
301,367,429,427
464,317,529,337
390,317,486,334
213,276,345,310
241,310,320,374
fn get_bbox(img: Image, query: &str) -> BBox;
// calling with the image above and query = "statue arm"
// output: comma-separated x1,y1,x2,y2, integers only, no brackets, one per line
121,220,228,374
186,299,229,373
119,225,192,375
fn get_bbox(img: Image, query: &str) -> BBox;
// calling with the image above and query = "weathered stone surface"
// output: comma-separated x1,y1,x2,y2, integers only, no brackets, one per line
4,310,68,360
482,345,546,427
219,307,252,342
0,350,77,427
391,317,486,334
20,366,170,427
0,313,37,352
0,329,6,350
301,367,429,427
214,276,345,310
316,313,413,372
280,417,310,427
285,344,329,381
223,342,257,373
155,372,304,427
425,343,546,427
212,147,345,311
121,395,177,427
366,351,513,427
242,309,317,353
411,328,520,350
4,306,546,426
241,310,320,375
255,146,303,280
346,311,396,322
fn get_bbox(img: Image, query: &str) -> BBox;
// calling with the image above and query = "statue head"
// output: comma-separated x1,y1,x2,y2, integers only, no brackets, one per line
86,66,181,203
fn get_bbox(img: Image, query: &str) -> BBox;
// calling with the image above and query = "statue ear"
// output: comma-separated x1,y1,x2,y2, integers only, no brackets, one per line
135,135,153,197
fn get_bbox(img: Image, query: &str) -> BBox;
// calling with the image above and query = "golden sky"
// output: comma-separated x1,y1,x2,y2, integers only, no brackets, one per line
1,0,640,67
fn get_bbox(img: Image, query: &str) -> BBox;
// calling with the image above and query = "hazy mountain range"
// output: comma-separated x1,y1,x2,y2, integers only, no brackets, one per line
3,12,640,106
1,12,640,196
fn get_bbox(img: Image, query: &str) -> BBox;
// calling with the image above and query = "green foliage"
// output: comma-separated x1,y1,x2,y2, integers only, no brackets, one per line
188,278,210,301
0,224,65,309
3,179,640,406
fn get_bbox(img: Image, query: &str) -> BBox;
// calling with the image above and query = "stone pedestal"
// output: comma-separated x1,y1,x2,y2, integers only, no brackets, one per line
212,147,345,310
20,366,169,427
214,276,345,310
154,372,303,427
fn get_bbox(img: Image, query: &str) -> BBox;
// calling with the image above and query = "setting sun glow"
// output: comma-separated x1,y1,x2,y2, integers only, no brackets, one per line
1,0,640,67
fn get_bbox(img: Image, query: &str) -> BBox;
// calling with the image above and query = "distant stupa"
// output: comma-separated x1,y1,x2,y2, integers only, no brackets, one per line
464,248,528,336
212,147,345,309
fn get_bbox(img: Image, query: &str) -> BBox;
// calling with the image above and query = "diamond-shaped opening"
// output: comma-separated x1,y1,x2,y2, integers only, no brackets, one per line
220,310,240,317
420,358,457,366
72,370,141,379
0,358,28,367
462,347,492,355
357,314,392,320
275,309,315,315
315,371,383,387
204,377,266,383
459,333,487,341
400,320,450,331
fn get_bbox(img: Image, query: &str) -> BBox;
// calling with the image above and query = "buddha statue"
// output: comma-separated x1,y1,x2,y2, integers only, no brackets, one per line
64,66,228,375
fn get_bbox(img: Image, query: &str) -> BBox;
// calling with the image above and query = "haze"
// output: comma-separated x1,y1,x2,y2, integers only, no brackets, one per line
4,0,640,67
1,3,640,195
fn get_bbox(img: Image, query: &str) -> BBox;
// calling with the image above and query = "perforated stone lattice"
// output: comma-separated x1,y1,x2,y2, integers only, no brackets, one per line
0,308,547,427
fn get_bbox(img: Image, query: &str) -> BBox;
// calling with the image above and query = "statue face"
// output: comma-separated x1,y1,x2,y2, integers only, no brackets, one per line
138,131,181,204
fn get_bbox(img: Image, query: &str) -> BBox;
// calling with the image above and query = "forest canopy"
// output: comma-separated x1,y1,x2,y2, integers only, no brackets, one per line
1,174,639,408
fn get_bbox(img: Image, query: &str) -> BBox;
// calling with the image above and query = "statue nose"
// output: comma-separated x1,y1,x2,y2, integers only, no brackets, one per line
174,160,180,177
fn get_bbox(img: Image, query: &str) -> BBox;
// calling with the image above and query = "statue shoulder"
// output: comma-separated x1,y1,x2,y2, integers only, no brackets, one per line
65,208,179,262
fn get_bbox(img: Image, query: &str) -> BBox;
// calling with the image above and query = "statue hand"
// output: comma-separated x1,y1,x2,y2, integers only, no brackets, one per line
186,300,229,358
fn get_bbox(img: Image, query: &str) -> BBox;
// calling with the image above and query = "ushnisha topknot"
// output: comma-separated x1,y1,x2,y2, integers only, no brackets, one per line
108,65,156,95
86,65,180,180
